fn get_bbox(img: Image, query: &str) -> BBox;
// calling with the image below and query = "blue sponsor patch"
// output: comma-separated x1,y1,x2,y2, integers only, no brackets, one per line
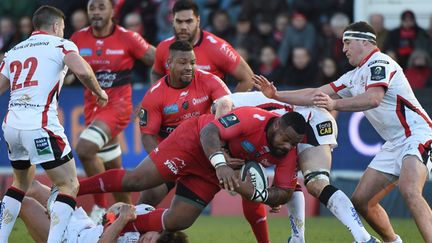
79,48,93,56
34,137,52,155
163,104,179,114
241,140,256,153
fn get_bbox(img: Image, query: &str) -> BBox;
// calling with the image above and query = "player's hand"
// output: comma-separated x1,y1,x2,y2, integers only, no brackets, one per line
312,92,336,110
270,205,282,213
216,164,239,191
118,204,137,222
96,90,109,107
234,171,254,199
222,149,244,169
253,74,277,99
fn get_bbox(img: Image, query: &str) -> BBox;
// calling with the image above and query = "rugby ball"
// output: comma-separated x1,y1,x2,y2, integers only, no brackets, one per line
240,161,268,190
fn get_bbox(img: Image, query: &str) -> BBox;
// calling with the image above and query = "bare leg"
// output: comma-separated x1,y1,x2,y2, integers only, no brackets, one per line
163,195,204,231
351,168,398,242
137,184,170,206
399,155,432,242
19,197,49,243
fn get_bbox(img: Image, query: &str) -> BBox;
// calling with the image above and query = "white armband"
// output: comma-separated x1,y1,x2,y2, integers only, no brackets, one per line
209,151,227,168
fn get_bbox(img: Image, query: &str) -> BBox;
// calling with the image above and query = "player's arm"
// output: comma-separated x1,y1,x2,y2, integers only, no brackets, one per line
313,86,385,111
265,187,294,207
230,57,254,92
200,123,239,191
253,74,340,106
141,133,158,154
64,52,108,106
98,204,137,243
0,73,10,95
150,68,163,84
138,45,156,66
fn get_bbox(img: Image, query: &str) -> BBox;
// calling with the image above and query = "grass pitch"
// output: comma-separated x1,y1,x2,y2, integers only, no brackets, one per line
10,215,421,242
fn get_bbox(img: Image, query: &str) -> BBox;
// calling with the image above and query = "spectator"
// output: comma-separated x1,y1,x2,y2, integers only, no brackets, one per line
0,16,17,53
278,12,316,66
428,15,432,38
123,12,144,35
284,47,318,87
71,9,88,32
206,9,235,44
232,13,261,64
369,13,388,49
156,0,176,42
0,0,37,22
383,10,430,69
273,12,289,46
256,14,278,49
314,57,339,86
257,45,284,85
241,0,287,23
18,16,33,41
404,49,432,89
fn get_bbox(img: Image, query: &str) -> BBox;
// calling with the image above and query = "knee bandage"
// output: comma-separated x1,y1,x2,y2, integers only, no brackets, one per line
79,126,109,149
97,144,121,162
303,169,330,185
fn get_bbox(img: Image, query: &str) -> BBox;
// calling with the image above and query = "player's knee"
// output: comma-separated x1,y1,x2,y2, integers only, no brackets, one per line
303,169,330,197
350,194,367,214
164,215,194,231
399,183,421,202
57,177,79,196
77,126,109,158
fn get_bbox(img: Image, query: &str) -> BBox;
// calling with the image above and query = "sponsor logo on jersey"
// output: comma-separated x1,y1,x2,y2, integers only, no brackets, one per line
192,96,209,105
218,114,240,128
163,104,179,114
316,121,333,136
220,43,237,63
180,90,189,97
206,35,217,44
163,157,185,174
96,49,103,56
182,101,189,110
241,140,256,153
34,137,52,155
139,108,147,126
196,65,211,70
367,59,389,67
96,40,104,46
255,146,270,158
253,114,266,121
370,66,386,81
79,48,93,56
106,49,125,55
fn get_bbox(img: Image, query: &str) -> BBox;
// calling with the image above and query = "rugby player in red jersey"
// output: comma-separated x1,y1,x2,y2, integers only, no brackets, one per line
76,107,307,236
151,0,253,92
69,0,155,221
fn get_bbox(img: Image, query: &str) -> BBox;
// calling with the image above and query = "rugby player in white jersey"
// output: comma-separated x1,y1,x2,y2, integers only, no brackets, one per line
0,5,108,243
255,21,432,243
214,91,378,243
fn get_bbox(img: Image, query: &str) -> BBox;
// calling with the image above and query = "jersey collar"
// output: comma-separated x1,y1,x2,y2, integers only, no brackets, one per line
358,48,380,67
193,30,204,47
31,31,48,36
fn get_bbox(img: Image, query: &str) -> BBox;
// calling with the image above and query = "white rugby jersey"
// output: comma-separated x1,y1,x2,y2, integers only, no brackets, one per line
330,49,432,142
0,31,78,129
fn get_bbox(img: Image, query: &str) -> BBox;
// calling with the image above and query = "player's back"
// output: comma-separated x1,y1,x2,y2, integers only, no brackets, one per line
1,32,76,129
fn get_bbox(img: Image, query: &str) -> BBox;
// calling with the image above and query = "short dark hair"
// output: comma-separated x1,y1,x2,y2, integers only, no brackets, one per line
87,0,115,8
344,21,376,37
157,231,189,243
169,40,193,52
172,0,199,17
280,111,307,135
32,5,65,30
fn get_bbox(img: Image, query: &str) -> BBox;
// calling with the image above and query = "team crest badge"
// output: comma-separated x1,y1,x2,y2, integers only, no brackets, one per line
370,66,386,81
96,49,103,56
182,101,189,110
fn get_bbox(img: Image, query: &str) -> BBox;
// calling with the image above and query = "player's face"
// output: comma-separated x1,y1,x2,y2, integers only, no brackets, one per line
343,39,364,66
173,10,200,43
268,124,303,158
87,0,113,30
169,50,196,85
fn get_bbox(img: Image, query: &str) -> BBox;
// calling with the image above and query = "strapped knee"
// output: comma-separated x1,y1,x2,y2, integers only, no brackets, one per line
303,169,330,186
79,125,109,149
97,144,122,163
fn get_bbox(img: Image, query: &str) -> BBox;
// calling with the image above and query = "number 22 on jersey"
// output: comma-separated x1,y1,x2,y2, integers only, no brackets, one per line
10,57,38,91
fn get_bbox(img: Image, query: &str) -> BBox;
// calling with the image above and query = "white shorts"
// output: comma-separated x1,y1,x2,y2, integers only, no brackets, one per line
294,106,338,154
369,134,432,177
2,123,72,165
63,207,102,243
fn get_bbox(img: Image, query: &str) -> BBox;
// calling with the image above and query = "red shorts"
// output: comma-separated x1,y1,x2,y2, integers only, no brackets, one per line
149,119,221,204
83,85,133,138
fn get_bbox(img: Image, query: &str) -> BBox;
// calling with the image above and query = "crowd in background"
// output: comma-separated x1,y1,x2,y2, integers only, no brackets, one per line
1,0,432,90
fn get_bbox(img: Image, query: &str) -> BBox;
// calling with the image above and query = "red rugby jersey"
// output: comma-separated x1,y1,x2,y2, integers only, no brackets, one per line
153,31,241,79
139,69,231,141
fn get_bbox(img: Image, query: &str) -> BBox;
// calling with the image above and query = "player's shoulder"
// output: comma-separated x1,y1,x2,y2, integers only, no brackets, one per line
157,36,175,48
148,77,167,94
201,31,228,46
366,51,393,68
71,27,91,38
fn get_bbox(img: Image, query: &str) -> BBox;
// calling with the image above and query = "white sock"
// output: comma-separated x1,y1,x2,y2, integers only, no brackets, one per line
384,234,402,243
326,190,370,242
286,191,305,241
0,188,25,243
47,195,75,243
